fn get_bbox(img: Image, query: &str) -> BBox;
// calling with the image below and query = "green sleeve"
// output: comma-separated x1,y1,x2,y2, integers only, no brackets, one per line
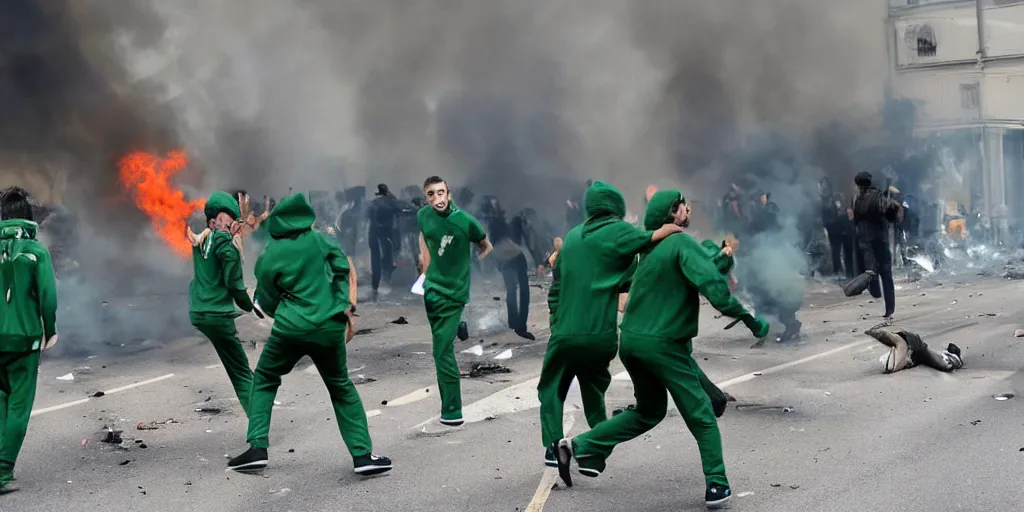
596,221,654,260
701,239,733,275
216,239,253,312
35,248,58,340
618,256,638,292
677,236,749,319
547,254,561,324
318,232,352,309
252,254,280,317
466,214,487,244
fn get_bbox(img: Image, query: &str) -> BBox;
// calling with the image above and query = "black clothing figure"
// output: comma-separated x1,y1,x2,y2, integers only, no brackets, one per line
338,187,366,257
821,191,855,279
399,196,424,269
367,184,402,297
850,172,902,319
486,201,534,340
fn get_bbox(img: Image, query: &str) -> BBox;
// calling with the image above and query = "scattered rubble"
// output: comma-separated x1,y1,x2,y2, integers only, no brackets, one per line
993,393,1015,401
352,375,377,385
1015,329,1024,338
467,363,513,378
493,349,513,360
101,429,123,444
91,391,105,398
391,316,409,325
194,407,222,414
461,345,484,356
56,373,74,381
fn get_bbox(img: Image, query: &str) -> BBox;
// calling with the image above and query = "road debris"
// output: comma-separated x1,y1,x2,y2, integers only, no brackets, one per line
91,391,105,398
56,373,74,381
1015,329,1024,338
993,393,1015,401
493,349,513,360
391,317,409,324
101,429,123,444
352,374,377,385
461,345,484,356
194,407,222,414
467,363,513,378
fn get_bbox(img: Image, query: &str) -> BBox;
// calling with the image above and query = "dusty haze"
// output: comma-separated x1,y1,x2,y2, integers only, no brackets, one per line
2,0,893,345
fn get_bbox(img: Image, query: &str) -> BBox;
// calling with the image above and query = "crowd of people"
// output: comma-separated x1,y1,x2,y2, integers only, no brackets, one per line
0,171,978,509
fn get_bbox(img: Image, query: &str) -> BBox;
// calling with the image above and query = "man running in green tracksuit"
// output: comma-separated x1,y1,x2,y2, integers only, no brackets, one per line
417,176,492,428
0,187,59,495
188,191,259,417
539,181,683,467
555,189,769,510
228,193,392,475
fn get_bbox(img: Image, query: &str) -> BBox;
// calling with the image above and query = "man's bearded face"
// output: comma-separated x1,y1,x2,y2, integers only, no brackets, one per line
424,182,449,212
673,202,691,229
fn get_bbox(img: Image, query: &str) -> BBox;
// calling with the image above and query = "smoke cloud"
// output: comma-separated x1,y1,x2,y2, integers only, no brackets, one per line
2,0,895,346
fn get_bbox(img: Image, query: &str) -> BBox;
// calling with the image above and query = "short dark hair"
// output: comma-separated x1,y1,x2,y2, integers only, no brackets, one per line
423,176,446,189
0,186,34,221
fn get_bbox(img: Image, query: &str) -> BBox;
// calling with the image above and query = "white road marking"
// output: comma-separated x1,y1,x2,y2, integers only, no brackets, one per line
30,399,90,417
387,387,434,407
525,413,577,511
105,373,176,394
31,373,176,417
205,364,223,369
366,409,382,418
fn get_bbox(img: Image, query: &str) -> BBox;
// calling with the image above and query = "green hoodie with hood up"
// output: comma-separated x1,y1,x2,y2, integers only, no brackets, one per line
253,193,352,340
189,191,253,319
619,189,752,341
0,219,58,352
547,182,654,338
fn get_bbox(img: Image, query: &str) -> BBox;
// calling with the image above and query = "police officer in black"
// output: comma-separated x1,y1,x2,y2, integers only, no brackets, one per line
846,171,903,323
367,184,402,300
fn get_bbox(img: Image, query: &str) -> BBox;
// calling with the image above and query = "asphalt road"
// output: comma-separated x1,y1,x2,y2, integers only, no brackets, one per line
6,274,1024,512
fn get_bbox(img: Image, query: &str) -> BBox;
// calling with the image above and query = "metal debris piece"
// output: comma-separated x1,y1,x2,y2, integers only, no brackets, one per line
194,407,222,414
391,317,409,325
137,422,159,431
101,429,123,444
993,393,1015,401
468,363,513,378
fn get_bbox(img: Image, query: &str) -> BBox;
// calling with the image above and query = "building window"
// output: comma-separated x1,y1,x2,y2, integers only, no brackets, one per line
916,24,937,57
960,84,980,110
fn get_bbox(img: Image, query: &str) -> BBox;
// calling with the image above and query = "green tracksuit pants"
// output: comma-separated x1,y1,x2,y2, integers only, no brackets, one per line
246,320,372,459
0,350,40,480
572,335,728,488
537,334,618,447
424,291,465,421
192,315,254,417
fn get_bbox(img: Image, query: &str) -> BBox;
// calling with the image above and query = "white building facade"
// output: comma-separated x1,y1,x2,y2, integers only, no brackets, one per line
888,0,1024,229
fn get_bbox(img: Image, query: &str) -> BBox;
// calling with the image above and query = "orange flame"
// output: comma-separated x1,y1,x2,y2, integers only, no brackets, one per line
117,150,203,258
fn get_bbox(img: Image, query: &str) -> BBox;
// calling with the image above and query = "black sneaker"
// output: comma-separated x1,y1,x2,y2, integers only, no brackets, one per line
353,454,393,476
228,447,268,472
515,329,536,341
457,321,469,341
705,485,731,509
946,343,962,358
711,396,727,418
612,404,635,417
554,439,574,487
439,417,464,427
543,446,557,468
577,456,605,477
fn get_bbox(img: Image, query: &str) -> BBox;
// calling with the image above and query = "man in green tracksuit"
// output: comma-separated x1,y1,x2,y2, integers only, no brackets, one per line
554,189,769,510
539,182,683,467
417,176,492,428
227,193,392,475
0,187,59,494
189,191,259,417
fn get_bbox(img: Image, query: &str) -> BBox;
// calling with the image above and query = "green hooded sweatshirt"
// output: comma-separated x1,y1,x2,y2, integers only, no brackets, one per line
620,189,750,340
189,191,253,318
547,181,655,338
253,193,352,339
0,219,58,352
